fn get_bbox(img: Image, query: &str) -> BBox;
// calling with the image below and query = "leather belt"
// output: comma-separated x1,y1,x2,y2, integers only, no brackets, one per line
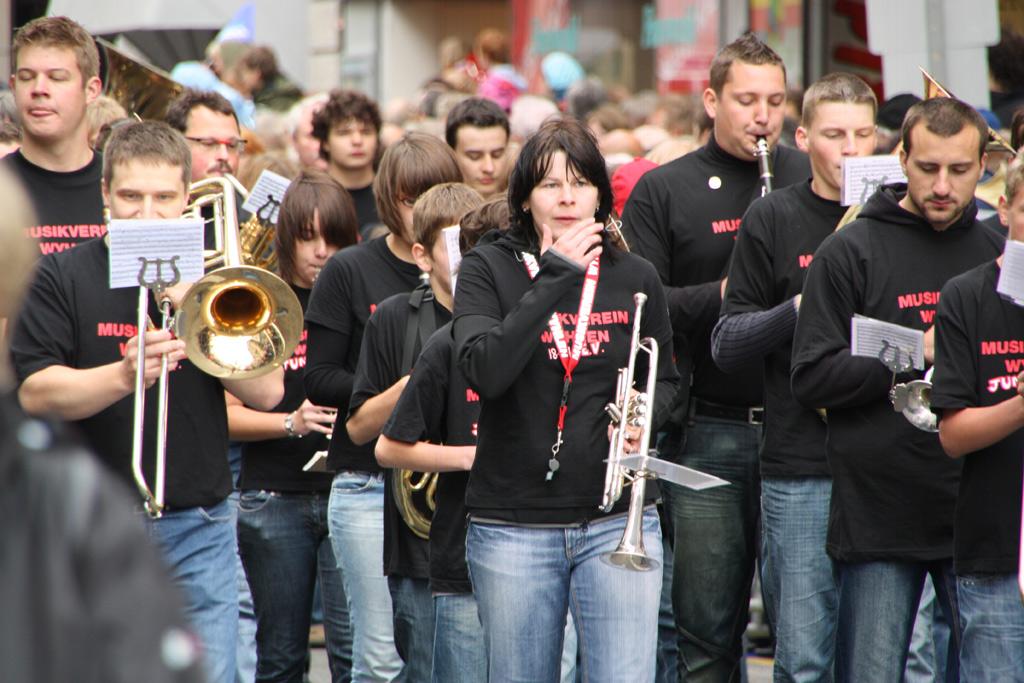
690,398,764,425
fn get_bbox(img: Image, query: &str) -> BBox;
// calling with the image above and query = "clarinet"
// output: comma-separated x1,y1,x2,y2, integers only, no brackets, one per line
754,137,773,196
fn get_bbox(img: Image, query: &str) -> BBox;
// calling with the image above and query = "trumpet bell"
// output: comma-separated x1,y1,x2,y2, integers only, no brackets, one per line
601,542,658,572
890,380,938,432
177,266,303,379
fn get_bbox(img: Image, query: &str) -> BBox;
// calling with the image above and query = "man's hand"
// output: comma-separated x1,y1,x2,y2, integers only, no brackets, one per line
539,218,603,269
120,329,186,390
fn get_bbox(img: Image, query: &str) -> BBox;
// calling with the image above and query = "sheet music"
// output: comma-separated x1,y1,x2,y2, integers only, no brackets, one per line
850,315,925,371
841,156,906,206
107,218,204,289
997,240,1024,307
242,170,291,223
442,225,463,294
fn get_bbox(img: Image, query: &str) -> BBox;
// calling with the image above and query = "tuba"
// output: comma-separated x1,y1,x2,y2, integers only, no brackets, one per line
393,469,438,539
132,177,303,517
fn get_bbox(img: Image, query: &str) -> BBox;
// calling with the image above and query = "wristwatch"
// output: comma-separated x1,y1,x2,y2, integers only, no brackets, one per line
284,411,300,438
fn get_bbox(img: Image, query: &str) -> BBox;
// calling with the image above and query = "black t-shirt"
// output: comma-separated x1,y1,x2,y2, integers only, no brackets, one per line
791,185,1005,562
350,290,451,579
381,322,479,594
349,184,383,240
930,260,1024,575
303,235,422,472
4,150,106,256
239,285,334,492
721,180,846,476
10,239,232,508
453,231,680,523
622,135,810,406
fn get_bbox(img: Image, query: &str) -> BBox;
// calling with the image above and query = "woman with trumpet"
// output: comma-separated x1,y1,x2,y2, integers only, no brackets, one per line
452,118,679,681
226,169,358,681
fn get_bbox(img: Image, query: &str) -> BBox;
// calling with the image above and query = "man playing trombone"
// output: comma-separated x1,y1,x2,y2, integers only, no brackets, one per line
9,120,284,683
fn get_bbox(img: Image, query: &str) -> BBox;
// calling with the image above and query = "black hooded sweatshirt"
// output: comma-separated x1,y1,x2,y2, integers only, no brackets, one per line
790,184,1004,562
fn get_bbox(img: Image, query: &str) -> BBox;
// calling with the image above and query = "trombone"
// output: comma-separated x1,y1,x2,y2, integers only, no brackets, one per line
131,177,303,517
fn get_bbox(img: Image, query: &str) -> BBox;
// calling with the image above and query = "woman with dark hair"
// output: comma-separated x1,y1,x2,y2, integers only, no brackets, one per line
226,169,358,682
452,117,679,681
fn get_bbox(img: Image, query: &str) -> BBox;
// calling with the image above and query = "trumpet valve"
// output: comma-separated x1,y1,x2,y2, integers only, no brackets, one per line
605,402,623,423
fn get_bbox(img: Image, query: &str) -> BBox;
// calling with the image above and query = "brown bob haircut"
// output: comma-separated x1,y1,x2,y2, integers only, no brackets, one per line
373,132,462,236
708,33,784,95
459,196,510,255
412,182,484,251
901,97,988,161
13,16,100,82
274,169,359,285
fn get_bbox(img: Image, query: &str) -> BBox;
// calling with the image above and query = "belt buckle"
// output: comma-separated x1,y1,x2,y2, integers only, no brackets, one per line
748,407,764,425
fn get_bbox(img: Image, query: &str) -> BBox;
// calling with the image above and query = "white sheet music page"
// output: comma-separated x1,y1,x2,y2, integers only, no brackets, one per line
997,240,1024,307
442,225,463,294
850,314,925,370
108,218,204,289
841,156,906,206
242,170,291,223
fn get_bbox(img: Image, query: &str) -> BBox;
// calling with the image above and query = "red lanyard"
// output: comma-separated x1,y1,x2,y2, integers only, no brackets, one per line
522,252,601,480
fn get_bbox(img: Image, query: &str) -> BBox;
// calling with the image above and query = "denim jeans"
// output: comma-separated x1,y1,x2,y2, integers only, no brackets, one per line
760,476,838,683
904,575,951,683
329,471,403,682
466,509,662,682
835,559,960,683
431,593,486,683
957,571,1024,682
660,416,761,683
229,443,258,683
388,576,433,683
143,499,238,683
238,490,352,683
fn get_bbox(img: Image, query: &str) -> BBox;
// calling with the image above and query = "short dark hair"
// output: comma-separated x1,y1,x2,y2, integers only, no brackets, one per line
801,72,877,128
1011,106,1024,152
165,89,238,133
988,26,1024,92
901,97,988,160
13,16,100,82
508,117,615,250
240,45,280,83
445,98,510,148
275,169,359,285
311,89,382,160
373,132,462,235
459,196,509,255
103,120,192,189
708,33,785,95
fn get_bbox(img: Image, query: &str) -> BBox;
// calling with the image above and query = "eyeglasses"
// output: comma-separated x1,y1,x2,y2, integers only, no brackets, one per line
186,136,247,153
399,197,418,209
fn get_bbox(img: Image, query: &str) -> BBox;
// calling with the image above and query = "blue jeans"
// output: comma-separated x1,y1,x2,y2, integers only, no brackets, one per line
660,416,761,683
835,559,960,683
431,593,486,683
227,489,258,683
466,509,662,682
388,576,433,683
957,572,1024,682
144,499,238,683
760,476,838,682
329,471,403,682
238,490,352,682
904,575,950,683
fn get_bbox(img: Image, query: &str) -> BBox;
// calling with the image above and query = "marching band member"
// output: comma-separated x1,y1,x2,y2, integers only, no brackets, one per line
791,97,1004,680
453,117,678,681
931,150,1024,682
711,73,878,680
226,169,357,681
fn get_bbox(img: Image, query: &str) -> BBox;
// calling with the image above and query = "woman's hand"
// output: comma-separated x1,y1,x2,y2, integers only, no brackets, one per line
539,218,604,269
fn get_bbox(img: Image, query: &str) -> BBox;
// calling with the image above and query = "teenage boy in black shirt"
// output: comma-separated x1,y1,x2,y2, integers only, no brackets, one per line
621,33,810,681
312,89,384,239
346,183,484,683
931,151,1024,681
5,17,105,257
303,133,462,681
9,121,284,683
445,98,510,200
791,97,1005,680
711,72,878,681
374,198,507,683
